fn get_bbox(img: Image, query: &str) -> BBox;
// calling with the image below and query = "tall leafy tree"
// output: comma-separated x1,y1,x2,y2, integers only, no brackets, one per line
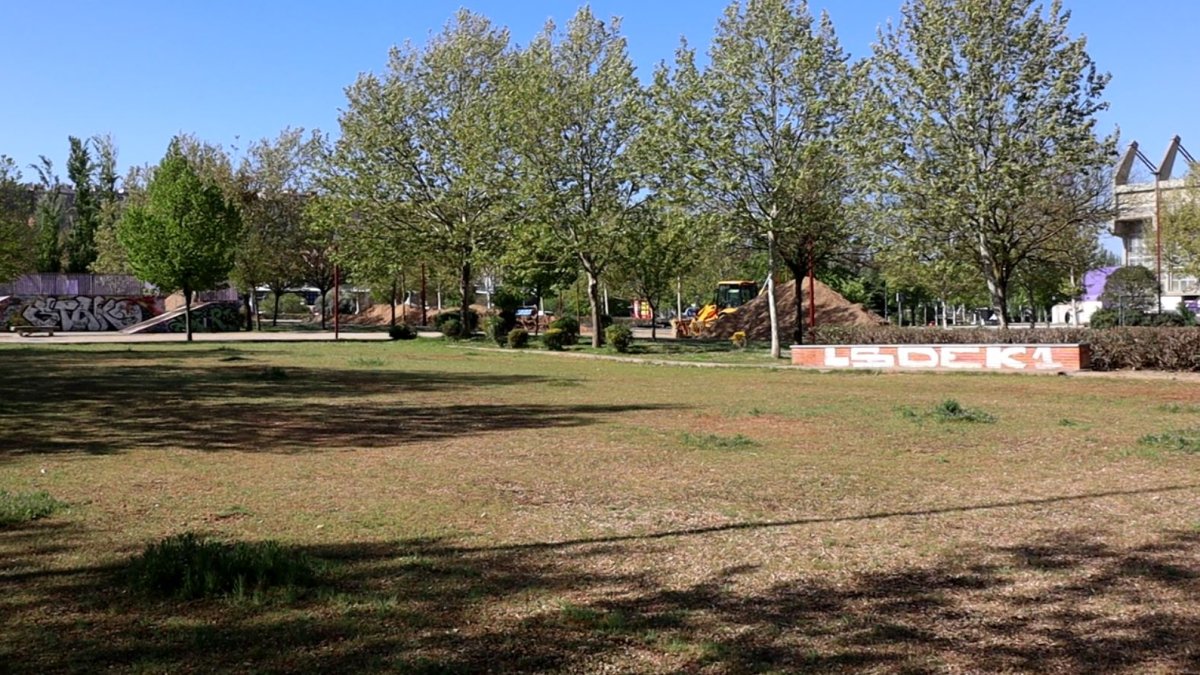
29,157,65,273
510,7,645,347
65,136,100,272
867,0,1115,327
0,156,37,282
609,205,696,339
1163,164,1200,286
118,140,242,341
646,0,859,355
88,135,128,274
329,10,513,330
234,128,322,326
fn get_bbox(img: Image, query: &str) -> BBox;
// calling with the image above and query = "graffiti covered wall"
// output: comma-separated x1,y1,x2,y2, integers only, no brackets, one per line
138,302,243,333
1,295,162,332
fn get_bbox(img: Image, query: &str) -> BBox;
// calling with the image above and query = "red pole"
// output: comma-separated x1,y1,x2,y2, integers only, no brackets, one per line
333,264,340,340
807,238,816,329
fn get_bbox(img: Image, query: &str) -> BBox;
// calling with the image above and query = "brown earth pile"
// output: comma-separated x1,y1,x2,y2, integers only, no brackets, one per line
346,303,489,326
704,278,884,341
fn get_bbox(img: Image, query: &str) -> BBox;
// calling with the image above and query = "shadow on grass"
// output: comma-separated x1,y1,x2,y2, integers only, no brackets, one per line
3,489,1199,673
0,347,661,457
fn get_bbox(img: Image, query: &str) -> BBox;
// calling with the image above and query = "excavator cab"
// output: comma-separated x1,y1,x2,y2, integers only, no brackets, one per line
714,281,759,310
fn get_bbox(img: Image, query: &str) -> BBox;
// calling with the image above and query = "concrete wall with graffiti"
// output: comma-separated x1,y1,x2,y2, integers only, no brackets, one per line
135,302,243,333
1,295,163,332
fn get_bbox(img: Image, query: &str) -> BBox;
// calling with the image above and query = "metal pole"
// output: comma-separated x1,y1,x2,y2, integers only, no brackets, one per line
1156,172,1163,313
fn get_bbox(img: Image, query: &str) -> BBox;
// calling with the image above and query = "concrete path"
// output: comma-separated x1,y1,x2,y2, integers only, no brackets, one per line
0,330,442,344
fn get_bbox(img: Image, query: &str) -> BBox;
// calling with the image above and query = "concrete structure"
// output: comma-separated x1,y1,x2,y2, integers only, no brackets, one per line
1050,267,1115,325
1112,137,1199,311
791,344,1091,372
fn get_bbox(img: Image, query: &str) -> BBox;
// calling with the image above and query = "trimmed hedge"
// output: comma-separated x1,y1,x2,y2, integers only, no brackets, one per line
808,325,1200,372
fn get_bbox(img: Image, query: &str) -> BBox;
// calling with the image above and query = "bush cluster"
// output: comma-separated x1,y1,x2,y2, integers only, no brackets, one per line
605,324,633,353
1089,309,1193,329
264,292,309,315
126,532,318,600
808,325,1200,372
388,324,418,340
435,310,479,336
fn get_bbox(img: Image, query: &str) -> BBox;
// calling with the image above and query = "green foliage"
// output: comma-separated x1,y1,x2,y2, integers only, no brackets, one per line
867,0,1115,327
126,532,319,600
0,156,36,282
1100,266,1158,316
605,324,633,353
439,317,465,340
436,310,477,335
1137,430,1200,454
265,292,309,315
549,316,580,345
1163,164,1200,282
542,328,567,351
900,399,995,424
0,490,65,527
65,136,99,272
507,328,530,349
1087,308,1120,329
678,432,759,451
389,324,418,340
28,156,65,273
118,139,242,340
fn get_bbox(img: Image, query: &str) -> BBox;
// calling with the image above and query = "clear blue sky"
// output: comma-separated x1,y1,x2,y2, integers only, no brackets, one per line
2,0,1196,178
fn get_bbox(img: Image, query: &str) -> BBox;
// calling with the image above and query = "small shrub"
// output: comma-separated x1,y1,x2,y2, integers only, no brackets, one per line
435,310,479,334
605,324,633,353
507,328,530,349
1138,429,1200,454
485,316,516,346
440,318,465,340
126,532,319,600
264,292,309,316
542,328,567,351
0,490,65,526
730,331,748,349
388,324,417,340
549,316,580,345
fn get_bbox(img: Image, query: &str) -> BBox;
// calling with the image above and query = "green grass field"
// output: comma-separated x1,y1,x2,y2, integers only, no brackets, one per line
2,340,1198,673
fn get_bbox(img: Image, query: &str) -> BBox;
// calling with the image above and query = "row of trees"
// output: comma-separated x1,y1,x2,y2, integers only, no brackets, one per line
2,0,1129,352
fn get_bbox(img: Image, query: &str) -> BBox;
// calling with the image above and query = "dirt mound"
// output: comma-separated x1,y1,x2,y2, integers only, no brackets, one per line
346,303,489,326
704,278,884,341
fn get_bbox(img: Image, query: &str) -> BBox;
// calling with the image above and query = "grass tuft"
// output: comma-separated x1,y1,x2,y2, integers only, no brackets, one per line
0,490,66,526
1137,429,1200,454
126,532,320,600
678,432,760,451
1158,403,1200,414
902,399,996,424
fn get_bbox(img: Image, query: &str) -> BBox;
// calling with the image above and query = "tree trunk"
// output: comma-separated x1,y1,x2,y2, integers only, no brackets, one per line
766,232,780,359
183,286,193,343
459,260,472,335
390,280,398,328
648,298,658,341
978,235,1010,328
783,258,805,345
272,289,281,327
586,268,603,348
317,286,329,329
243,293,252,331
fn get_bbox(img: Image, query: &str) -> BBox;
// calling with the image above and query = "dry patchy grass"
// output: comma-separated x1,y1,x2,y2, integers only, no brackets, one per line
1,341,1198,673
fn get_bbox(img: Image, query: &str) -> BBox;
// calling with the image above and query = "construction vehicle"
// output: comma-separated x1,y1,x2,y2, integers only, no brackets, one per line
672,280,759,338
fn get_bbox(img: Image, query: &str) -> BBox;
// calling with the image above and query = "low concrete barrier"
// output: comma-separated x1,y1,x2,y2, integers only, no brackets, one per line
791,344,1091,372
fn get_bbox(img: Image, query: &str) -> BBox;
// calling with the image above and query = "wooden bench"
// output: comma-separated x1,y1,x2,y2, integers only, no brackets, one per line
9,325,56,337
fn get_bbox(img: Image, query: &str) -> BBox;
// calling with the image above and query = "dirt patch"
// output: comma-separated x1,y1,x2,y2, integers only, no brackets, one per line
704,278,884,340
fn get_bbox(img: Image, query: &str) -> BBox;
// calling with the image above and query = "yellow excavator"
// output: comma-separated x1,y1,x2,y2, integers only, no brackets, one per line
673,280,759,338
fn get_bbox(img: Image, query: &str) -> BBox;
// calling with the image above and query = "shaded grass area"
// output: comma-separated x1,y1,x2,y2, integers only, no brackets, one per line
1,341,1199,672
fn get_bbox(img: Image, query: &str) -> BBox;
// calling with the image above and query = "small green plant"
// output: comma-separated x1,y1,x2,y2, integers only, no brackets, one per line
542,328,567,351
507,328,530,349
901,399,996,424
605,324,633,353
679,432,760,451
485,316,511,346
126,532,319,600
730,331,748,349
388,324,417,340
439,318,465,340
1138,429,1200,454
1158,403,1200,414
549,316,580,345
0,490,66,526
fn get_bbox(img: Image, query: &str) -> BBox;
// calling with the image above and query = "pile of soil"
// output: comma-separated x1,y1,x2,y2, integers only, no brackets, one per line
704,278,884,340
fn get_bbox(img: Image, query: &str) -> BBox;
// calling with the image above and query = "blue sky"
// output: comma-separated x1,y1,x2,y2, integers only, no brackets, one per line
1,0,1196,178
